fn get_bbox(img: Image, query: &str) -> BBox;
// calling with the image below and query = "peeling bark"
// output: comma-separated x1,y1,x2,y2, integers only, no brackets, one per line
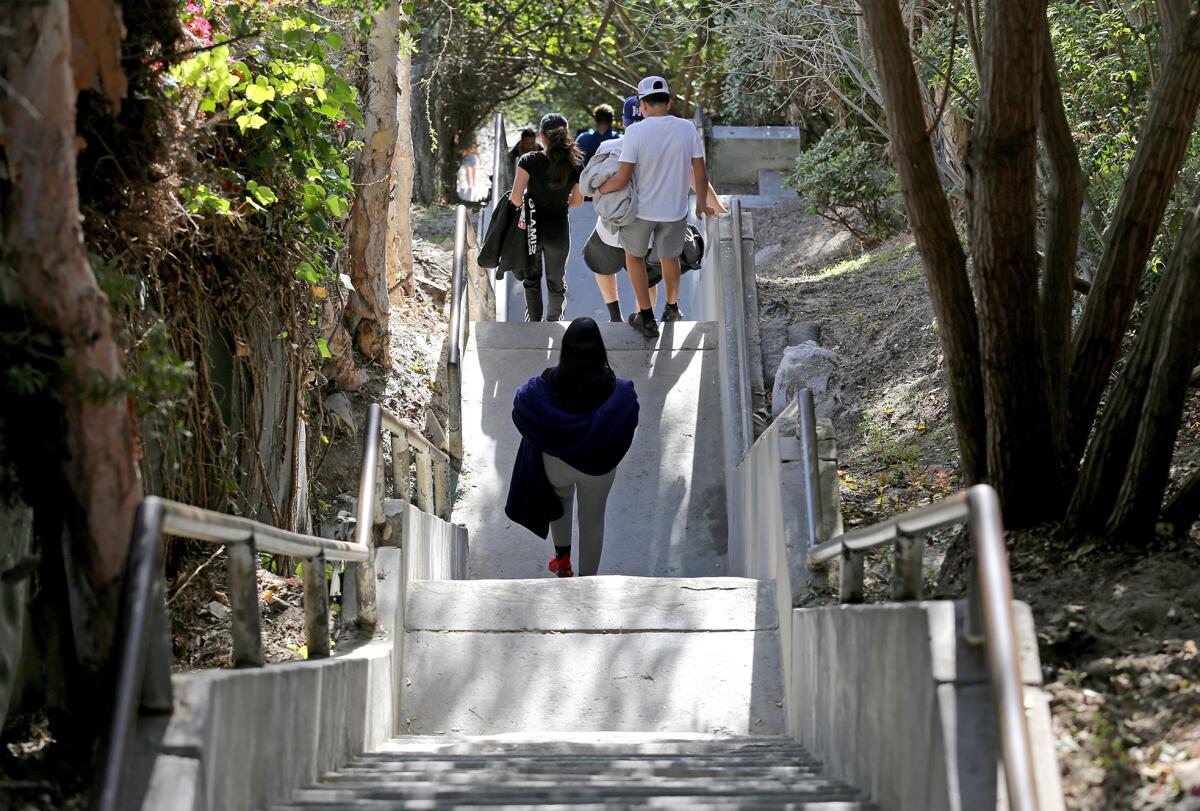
346,1,408,366
1,0,138,692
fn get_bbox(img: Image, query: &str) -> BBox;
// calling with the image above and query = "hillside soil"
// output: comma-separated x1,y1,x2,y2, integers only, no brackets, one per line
753,198,1200,809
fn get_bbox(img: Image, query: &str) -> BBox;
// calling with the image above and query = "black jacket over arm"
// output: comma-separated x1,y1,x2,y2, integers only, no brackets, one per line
478,192,532,279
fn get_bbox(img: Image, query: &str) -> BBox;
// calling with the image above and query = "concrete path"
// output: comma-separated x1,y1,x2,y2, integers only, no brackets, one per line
500,202,706,323
399,577,784,735
454,321,727,579
271,734,875,809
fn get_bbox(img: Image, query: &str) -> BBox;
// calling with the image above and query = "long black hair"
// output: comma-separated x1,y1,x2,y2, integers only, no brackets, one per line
539,113,582,189
543,317,616,412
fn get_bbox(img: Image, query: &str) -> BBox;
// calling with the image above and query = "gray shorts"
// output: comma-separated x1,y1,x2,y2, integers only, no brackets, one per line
620,217,686,259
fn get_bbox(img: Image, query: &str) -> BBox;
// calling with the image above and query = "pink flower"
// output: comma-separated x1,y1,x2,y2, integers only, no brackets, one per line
336,120,348,130
188,16,212,37
186,2,203,13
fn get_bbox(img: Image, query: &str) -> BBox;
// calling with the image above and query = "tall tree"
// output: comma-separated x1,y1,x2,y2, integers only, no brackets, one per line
859,0,1200,534
1,0,139,725
347,0,415,365
859,0,987,485
966,0,1065,521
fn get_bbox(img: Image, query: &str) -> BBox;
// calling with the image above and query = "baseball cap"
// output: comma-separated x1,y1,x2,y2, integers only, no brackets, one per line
636,75,670,98
622,95,643,128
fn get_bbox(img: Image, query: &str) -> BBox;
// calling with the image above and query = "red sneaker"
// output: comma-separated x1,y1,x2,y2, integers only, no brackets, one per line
548,555,574,577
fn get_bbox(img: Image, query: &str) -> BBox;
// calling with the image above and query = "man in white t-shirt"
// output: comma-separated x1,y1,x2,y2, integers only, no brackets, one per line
598,75,713,338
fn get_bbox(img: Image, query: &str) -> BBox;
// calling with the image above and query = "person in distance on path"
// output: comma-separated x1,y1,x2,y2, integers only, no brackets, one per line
576,103,621,166
505,317,639,577
598,75,715,339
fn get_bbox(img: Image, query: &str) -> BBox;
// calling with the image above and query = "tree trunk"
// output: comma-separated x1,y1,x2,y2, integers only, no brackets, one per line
1065,192,1200,535
860,0,988,484
409,32,440,205
390,28,416,305
966,0,1065,524
1105,195,1200,537
347,2,405,366
1,0,138,721
1038,14,1086,445
1067,0,1200,457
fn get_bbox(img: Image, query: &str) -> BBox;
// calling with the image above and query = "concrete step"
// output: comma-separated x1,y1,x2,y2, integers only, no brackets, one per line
399,579,785,735
271,735,873,810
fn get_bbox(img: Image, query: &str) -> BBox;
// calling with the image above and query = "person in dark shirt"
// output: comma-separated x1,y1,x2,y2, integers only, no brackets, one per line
510,113,584,321
576,104,621,165
508,127,539,163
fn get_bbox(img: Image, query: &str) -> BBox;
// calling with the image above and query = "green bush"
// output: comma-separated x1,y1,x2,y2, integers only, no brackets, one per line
786,128,902,241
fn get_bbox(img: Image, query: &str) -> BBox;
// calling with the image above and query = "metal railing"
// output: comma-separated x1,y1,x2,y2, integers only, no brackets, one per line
806,483,1039,811
446,203,494,464
98,403,447,811
728,198,754,456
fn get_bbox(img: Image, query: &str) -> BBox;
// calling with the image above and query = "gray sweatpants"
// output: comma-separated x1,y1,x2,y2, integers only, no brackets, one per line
543,453,617,576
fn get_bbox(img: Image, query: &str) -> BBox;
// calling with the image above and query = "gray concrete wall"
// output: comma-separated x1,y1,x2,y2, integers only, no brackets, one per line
789,600,1065,811
708,127,804,187
136,504,469,811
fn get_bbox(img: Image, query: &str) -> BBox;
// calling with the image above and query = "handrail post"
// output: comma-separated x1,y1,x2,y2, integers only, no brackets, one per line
303,552,331,659
392,429,411,501
227,539,264,668
891,529,923,601
414,444,435,514
433,454,451,520
839,546,865,604
140,580,175,713
796,388,824,548
353,405,382,633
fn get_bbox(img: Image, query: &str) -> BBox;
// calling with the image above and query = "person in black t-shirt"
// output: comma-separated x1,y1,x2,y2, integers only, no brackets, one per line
510,113,584,321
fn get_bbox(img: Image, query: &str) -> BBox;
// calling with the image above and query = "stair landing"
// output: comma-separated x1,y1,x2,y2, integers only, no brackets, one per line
399,577,784,736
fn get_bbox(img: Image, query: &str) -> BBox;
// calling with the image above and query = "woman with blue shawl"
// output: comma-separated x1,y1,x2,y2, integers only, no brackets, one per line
505,318,639,577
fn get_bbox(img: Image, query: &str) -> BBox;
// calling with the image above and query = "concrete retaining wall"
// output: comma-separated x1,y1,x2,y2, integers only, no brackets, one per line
789,601,1065,811
708,126,804,187
136,505,468,811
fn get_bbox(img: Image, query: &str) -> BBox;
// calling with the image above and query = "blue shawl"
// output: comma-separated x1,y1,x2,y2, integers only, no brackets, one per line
504,375,639,539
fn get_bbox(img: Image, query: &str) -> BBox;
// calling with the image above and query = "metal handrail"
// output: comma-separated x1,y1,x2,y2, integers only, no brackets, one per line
728,197,754,455
806,483,1039,811
446,203,489,463
97,402,448,811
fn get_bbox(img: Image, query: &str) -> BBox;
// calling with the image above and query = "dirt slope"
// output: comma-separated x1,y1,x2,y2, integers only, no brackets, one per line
752,199,1200,809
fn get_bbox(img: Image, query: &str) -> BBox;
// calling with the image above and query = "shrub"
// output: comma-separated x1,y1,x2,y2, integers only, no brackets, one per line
786,128,902,241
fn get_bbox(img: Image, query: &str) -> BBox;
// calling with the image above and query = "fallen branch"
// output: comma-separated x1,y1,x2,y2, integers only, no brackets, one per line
167,545,227,606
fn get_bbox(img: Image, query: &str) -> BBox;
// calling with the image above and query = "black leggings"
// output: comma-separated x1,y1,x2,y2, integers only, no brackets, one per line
523,222,570,322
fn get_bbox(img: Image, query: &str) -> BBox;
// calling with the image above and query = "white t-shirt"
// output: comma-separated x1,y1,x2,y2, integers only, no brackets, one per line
619,115,704,222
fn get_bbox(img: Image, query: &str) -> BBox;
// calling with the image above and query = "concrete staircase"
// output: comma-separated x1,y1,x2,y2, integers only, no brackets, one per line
398,577,785,735
271,734,877,809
